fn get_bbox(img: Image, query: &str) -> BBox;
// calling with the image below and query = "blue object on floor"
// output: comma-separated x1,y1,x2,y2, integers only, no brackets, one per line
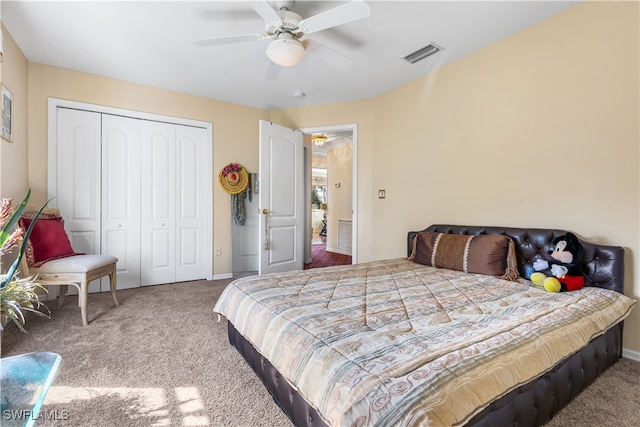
1,351,61,427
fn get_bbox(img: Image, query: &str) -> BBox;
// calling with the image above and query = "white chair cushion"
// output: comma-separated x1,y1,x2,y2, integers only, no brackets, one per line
31,255,118,274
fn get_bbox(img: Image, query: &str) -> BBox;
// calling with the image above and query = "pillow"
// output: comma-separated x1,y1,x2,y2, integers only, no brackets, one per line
409,231,519,281
20,207,62,219
19,217,78,267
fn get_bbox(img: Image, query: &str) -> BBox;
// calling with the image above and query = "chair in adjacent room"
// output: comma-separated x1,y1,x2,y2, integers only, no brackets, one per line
19,208,119,326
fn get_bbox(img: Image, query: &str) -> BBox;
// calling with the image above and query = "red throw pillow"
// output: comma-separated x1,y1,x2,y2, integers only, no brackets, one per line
20,217,77,267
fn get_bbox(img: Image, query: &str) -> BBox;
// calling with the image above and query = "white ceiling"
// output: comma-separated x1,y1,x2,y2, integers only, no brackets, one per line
2,0,580,110
311,129,352,165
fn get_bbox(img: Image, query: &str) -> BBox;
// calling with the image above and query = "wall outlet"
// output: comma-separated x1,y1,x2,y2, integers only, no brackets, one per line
215,246,222,256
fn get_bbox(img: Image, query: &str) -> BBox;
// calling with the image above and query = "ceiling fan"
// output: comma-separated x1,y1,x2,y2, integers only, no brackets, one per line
193,0,371,74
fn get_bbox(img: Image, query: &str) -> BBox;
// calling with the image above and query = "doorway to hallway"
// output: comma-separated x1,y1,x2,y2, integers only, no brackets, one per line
302,123,357,269
304,234,352,269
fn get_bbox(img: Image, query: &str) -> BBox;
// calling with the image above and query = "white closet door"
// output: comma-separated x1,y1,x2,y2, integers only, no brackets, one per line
175,125,208,282
140,121,176,286
54,108,103,293
52,102,212,290
101,114,141,290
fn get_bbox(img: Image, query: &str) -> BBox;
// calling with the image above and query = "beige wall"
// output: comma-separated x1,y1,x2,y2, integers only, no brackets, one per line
0,23,29,200
326,143,353,252
2,2,638,352
273,2,640,353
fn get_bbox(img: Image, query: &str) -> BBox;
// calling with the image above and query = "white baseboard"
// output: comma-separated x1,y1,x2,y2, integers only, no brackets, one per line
212,273,233,280
622,347,640,362
326,247,353,257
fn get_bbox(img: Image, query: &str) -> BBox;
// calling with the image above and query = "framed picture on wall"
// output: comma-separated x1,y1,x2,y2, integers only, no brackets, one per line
2,85,13,142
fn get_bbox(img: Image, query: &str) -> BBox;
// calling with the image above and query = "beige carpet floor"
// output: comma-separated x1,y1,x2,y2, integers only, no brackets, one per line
1,279,638,427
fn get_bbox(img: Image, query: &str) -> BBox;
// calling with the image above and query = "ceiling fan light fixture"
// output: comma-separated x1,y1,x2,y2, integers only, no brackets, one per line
266,37,305,67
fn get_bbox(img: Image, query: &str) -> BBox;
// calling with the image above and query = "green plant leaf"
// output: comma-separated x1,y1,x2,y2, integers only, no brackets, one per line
0,195,52,289
1,278,50,331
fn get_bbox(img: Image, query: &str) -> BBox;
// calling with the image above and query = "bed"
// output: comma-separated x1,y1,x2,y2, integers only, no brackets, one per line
213,225,636,427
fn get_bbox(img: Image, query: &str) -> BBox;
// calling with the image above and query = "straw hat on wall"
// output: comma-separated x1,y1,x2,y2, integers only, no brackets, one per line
219,163,248,194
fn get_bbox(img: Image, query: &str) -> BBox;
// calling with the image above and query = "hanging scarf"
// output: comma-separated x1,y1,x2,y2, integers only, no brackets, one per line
231,191,247,226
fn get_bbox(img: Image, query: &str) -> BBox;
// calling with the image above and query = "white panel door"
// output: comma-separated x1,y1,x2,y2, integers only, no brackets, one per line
258,120,305,274
140,120,176,286
175,125,208,282
232,195,259,273
102,114,141,290
54,108,103,294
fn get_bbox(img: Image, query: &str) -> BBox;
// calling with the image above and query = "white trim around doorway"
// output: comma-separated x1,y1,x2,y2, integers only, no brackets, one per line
299,123,358,264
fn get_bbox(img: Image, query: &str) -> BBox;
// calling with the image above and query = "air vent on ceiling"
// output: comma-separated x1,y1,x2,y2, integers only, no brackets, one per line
404,43,443,64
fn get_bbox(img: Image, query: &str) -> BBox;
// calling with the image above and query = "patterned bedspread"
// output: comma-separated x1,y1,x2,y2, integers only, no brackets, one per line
213,259,636,427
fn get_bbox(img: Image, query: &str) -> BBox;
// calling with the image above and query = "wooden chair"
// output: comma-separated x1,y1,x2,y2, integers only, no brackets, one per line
19,208,119,326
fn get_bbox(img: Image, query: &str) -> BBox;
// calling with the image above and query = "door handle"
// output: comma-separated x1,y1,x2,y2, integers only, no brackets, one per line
262,209,270,250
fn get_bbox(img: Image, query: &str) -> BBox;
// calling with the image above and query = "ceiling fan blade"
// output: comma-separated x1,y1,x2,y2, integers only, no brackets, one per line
193,34,269,47
304,40,355,72
264,60,281,80
298,0,371,34
252,1,283,27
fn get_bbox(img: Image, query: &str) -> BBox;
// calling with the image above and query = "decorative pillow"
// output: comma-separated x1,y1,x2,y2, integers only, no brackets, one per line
20,207,62,219
19,217,78,267
409,232,519,281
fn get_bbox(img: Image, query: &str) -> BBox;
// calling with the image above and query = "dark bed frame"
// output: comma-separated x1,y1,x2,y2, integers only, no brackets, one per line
226,225,626,427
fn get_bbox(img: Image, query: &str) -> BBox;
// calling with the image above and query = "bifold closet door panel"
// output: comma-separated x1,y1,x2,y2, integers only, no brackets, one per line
54,108,103,293
101,114,142,290
175,125,209,282
140,120,177,286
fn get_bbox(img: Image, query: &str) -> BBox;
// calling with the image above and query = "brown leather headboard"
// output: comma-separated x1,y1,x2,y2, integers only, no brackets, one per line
408,225,625,295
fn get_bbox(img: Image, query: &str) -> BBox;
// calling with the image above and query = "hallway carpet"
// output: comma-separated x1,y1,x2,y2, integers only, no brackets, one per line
304,244,352,269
